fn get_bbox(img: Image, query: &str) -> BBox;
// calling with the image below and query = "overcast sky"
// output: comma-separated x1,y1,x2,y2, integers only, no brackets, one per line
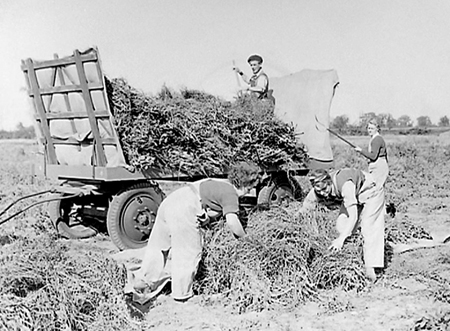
1,0,449,130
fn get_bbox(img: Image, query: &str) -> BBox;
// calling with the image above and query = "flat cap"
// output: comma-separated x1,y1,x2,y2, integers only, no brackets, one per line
308,168,331,186
247,54,263,64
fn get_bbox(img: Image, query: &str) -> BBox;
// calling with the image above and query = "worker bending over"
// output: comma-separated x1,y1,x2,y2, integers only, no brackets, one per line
298,168,385,282
125,162,261,303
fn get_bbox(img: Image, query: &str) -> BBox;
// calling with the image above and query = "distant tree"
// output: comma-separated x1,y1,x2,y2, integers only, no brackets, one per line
0,130,12,139
377,113,388,127
397,115,413,127
330,115,349,132
438,116,449,127
377,113,397,130
0,123,35,139
417,116,432,127
14,122,35,139
385,114,397,130
359,112,377,127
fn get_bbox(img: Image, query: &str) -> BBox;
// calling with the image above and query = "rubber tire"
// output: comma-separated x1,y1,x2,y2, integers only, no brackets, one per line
257,176,303,207
107,182,164,251
47,194,98,239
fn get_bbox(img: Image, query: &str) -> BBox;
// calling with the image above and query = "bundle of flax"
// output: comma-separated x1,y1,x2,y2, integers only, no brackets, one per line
194,205,371,313
195,206,425,312
0,234,142,331
106,78,308,176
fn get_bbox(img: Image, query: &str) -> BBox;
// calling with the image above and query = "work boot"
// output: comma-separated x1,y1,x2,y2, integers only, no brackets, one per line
133,276,171,304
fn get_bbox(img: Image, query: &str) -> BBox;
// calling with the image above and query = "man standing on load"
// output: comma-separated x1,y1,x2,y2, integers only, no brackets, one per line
298,168,385,282
233,54,270,99
124,162,261,304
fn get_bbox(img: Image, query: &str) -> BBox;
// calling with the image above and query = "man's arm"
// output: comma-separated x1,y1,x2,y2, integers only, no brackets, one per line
329,181,358,251
232,67,250,85
225,213,246,238
240,73,250,85
357,137,383,161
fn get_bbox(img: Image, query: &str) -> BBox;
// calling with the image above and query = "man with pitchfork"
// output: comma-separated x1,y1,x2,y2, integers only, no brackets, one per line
233,54,273,102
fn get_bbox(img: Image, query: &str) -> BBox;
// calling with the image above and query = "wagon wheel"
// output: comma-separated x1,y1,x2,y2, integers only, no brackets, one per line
107,182,165,251
257,174,303,207
48,194,98,239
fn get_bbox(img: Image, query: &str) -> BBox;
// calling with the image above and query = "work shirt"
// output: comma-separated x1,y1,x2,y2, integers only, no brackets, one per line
360,134,387,162
249,69,269,99
333,168,365,209
199,180,239,217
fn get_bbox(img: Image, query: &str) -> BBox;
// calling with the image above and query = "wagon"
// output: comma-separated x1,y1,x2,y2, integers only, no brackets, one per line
20,47,338,250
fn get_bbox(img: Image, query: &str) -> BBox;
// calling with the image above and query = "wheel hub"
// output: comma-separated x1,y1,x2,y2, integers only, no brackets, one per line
134,208,156,236
121,195,158,241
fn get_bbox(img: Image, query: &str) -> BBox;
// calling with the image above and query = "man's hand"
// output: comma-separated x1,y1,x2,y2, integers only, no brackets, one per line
328,236,345,253
354,146,362,152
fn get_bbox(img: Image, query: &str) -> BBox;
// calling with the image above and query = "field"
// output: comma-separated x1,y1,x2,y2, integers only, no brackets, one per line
0,133,449,330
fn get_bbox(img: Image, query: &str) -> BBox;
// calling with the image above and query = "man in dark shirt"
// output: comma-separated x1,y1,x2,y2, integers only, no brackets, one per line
125,162,261,303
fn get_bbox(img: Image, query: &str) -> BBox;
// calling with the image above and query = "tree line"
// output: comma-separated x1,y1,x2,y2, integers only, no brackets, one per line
1,114,449,140
0,123,36,139
331,113,449,135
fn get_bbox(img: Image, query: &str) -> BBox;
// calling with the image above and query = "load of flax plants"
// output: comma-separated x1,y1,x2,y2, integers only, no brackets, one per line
106,78,308,176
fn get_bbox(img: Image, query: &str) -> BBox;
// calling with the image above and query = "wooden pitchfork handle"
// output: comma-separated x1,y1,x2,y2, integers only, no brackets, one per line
232,60,243,98
232,60,241,88
315,115,357,148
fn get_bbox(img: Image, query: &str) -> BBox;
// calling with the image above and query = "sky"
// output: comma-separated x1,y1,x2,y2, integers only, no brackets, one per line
1,0,450,130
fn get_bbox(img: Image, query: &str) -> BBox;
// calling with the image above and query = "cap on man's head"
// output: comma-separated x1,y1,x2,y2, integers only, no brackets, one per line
308,168,331,186
247,54,263,64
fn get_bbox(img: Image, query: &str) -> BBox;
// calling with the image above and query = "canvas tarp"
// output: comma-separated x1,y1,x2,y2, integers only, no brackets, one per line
271,69,339,162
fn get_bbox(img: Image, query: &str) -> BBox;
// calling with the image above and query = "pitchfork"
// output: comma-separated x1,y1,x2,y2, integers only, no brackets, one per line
315,115,357,148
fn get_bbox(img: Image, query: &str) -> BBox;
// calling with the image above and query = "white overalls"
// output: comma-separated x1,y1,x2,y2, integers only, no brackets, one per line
333,170,385,268
126,179,210,302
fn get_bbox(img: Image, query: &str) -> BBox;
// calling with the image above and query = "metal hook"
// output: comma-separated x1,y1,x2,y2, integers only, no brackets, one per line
314,115,357,148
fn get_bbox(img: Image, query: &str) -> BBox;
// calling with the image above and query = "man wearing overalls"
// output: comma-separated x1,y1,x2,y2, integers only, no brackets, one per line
125,162,261,304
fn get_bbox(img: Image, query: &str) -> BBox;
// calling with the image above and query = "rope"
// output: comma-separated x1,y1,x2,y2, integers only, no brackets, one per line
0,193,80,226
0,190,53,218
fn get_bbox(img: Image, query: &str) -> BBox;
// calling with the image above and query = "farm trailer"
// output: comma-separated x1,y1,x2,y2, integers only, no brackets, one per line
20,47,314,250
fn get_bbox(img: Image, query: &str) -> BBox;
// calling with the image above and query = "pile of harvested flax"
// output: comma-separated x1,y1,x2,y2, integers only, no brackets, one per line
0,234,142,331
106,78,308,176
0,214,432,324
195,205,362,312
194,204,432,313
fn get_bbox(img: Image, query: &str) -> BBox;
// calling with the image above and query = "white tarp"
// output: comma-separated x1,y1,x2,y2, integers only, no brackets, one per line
271,69,339,162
